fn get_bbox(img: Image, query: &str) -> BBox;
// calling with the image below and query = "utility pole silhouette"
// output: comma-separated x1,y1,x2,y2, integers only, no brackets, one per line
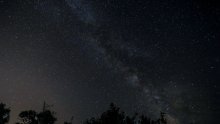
42,101,53,112
70,116,74,124
38,102,57,124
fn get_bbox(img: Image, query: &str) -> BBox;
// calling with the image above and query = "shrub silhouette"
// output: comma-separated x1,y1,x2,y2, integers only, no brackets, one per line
0,103,10,124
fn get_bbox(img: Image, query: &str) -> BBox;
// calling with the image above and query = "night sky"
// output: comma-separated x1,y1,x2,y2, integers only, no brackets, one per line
0,0,219,124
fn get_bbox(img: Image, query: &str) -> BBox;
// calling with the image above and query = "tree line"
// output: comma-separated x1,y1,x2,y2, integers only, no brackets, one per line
0,102,168,124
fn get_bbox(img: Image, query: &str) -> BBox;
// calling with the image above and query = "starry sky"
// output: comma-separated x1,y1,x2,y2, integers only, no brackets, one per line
0,0,219,124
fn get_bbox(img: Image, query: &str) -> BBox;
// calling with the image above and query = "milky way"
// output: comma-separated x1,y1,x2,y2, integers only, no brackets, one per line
0,0,219,124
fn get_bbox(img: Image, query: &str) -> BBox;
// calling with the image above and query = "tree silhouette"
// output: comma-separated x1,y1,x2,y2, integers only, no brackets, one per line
0,101,169,124
16,102,57,124
157,112,167,124
85,103,134,124
85,117,101,124
84,103,125,124
85,103,168,124
64,116,74,124
139,114,152,124
37,110,57,124
99,103,125,124
16,109,57,124
17,110,38,124
0,103,10,124
64,122,71,124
